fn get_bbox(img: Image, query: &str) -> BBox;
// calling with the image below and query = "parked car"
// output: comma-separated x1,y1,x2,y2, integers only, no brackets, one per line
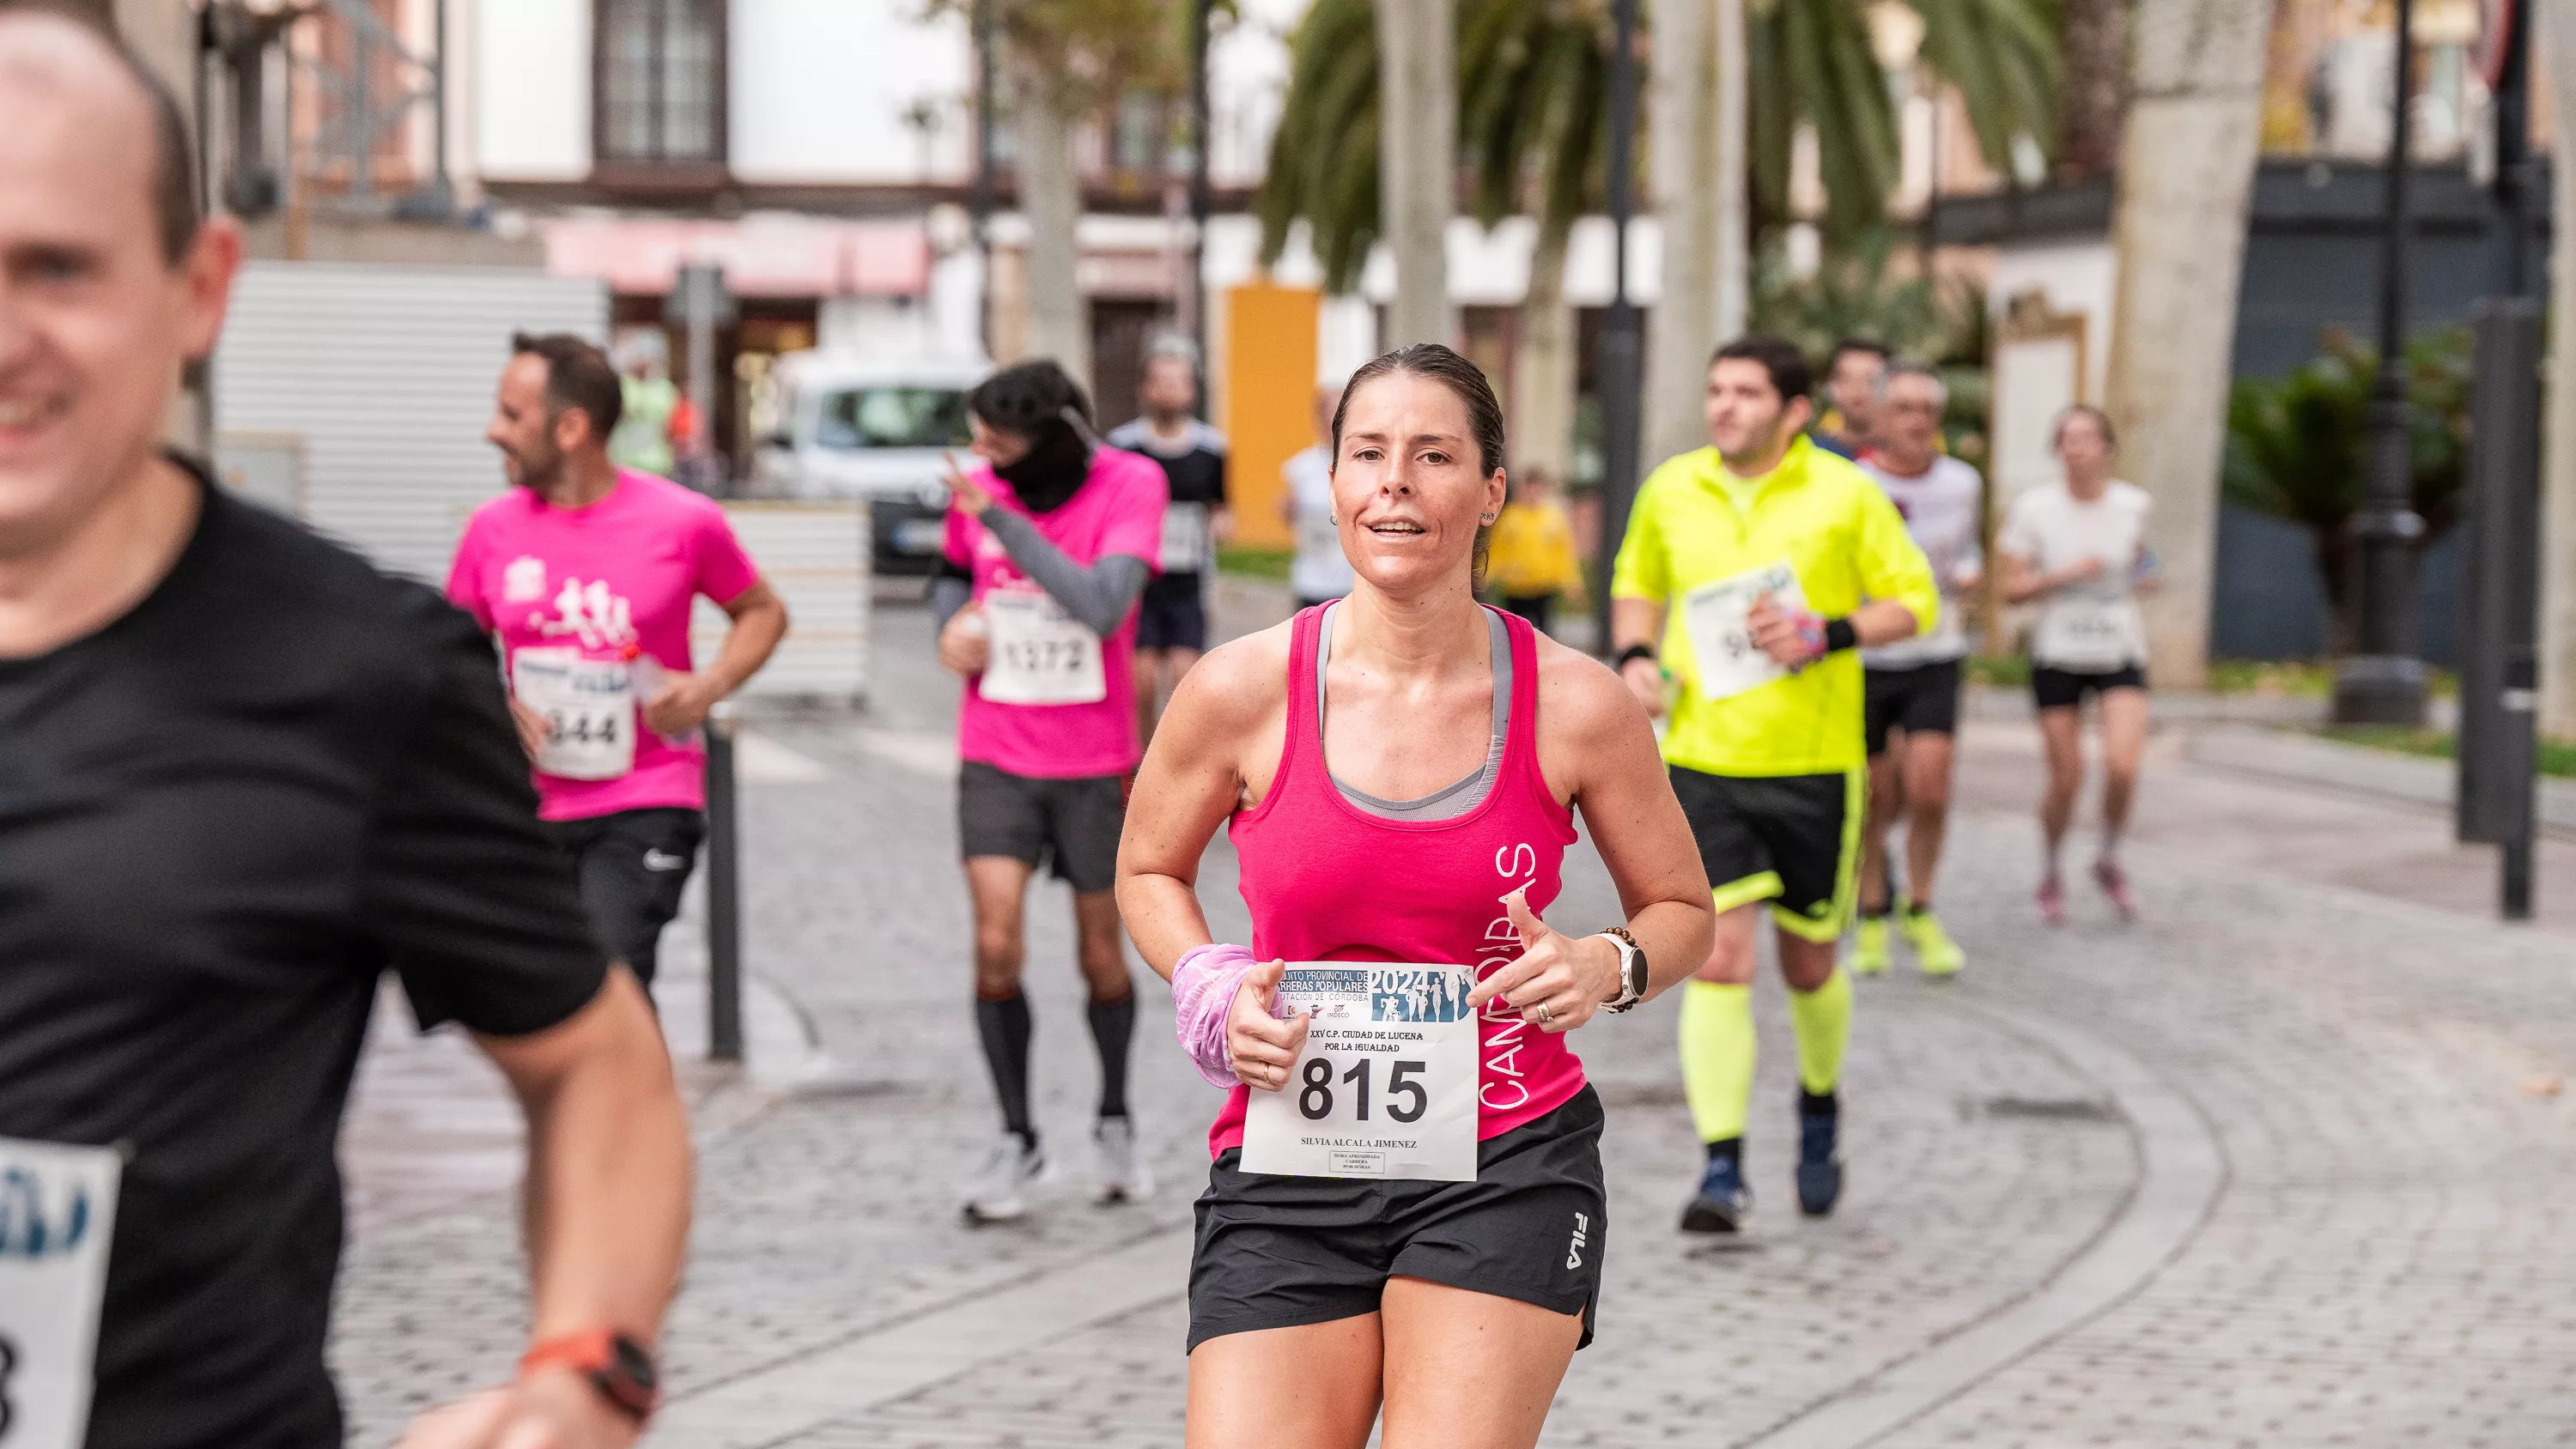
751,352,989,575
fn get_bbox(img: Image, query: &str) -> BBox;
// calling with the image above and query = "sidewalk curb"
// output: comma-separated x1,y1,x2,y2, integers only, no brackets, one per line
1741,994,2227,1449
2185,724,2576,840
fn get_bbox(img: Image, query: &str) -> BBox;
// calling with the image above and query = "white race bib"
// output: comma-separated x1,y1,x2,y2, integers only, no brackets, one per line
981,591,1108,706
1680,559,1809,702
0,1138,122,1449
1239,965,1479,1182
1160,502,1212,573
512,649,637,780
2034,589,2141,671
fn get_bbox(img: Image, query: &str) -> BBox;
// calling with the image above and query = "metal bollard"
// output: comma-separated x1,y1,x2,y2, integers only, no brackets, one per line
705,703,744,1061
2455,300,2543,921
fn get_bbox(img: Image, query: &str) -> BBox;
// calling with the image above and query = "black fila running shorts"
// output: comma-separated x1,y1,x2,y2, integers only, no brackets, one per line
1186,1085,1607,1352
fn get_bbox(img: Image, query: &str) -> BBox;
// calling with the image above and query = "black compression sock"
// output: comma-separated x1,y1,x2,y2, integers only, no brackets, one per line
1800,1088,1839,1119
1704,1137,1744,1167
975,991,1036,1149
1087,991,1136,1121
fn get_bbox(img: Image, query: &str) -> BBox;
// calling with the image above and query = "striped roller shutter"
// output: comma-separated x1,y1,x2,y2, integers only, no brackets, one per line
212,260,609,583
692,503,872,704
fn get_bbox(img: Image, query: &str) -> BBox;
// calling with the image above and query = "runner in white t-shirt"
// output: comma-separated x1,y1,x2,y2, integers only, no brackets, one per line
1851,362,1981,977
1282,383,1354,608
1996,404,2156,925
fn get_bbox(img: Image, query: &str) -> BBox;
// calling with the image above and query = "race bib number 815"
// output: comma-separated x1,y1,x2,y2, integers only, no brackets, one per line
1239,965,1479,1182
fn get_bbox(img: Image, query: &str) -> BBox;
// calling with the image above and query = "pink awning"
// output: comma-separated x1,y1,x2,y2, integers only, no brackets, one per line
539,217,933,298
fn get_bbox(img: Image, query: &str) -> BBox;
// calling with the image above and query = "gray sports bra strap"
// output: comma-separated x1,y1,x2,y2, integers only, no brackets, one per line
1315,602,1508,822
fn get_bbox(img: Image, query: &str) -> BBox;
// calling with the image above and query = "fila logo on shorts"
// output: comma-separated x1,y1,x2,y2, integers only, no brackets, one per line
1565,1210,1591,1270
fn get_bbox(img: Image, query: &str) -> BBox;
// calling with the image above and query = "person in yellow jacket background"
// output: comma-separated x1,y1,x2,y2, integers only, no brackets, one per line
1485,466,1586,634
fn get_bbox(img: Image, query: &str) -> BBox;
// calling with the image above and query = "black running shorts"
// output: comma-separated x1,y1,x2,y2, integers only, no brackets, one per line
1863,658,1964,756
2032,664,2147,712
1188,1086,1607,1353
539,806,705,991
1135,577,1210,652
1668,766,1862,943
957,761,1127,894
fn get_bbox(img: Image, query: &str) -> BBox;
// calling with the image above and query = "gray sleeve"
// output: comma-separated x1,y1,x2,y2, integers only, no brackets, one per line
980,508,1151,636
930,575,973,632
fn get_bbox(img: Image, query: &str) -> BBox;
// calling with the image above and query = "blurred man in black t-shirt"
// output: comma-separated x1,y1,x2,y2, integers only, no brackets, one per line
0,9,690,1447
1105,337,1229,743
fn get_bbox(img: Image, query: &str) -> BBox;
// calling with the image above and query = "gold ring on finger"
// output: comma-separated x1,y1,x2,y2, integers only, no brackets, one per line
1535,1001,1555,1023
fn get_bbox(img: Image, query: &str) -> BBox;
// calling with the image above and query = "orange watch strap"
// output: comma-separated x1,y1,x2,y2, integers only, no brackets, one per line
519,1328,616,1377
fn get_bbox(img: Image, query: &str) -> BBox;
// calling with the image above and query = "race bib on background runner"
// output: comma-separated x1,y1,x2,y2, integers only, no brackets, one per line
1239,965,1478,1182
2034,588,2142,671
1681,560,1810,702
0,1137,122,1449
1159,502,1212,573
511,648,637,780
981,591,1108,706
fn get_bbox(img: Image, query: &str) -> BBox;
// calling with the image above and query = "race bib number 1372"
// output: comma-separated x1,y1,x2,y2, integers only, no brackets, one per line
0,1137,122,1449
1238,964,1479,1182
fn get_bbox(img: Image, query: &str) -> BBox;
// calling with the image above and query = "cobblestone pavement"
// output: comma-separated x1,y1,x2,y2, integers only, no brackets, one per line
331,591,2576,1447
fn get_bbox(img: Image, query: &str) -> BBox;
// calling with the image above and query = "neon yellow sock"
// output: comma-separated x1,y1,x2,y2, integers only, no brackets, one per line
1678,980,1755,1143
1786,967,1853,1097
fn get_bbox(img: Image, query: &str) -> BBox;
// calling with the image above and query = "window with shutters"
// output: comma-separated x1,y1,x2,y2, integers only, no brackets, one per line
593,0,726,168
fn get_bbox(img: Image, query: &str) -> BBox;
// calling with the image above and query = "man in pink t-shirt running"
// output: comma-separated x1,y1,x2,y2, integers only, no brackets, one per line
447,334,789,996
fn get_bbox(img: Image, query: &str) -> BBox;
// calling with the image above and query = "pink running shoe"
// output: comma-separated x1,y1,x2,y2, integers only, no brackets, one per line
2037,873,2066,926
2093,858,2136,920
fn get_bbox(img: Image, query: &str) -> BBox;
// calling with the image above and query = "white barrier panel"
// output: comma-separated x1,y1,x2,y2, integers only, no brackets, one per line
694,502,871,703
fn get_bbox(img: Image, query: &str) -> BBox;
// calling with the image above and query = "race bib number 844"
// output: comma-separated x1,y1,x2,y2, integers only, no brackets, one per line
1239,965,1479,1182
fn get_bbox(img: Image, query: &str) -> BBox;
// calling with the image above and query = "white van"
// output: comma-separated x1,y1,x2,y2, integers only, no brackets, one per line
751,352,990,575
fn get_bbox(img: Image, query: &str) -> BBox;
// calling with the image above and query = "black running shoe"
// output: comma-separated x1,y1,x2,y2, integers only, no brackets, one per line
1795,1112,1843,1216
1680,1154,1751,1234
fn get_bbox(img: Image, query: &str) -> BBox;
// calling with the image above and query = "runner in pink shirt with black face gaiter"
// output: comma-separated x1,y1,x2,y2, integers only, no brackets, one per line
447,333,788,996
928,359,1166,1224
1116,345,1716,1449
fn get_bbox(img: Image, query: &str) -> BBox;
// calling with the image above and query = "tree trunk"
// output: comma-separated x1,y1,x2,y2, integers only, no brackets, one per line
1014,72,1092,394
2541,0,2576,738
2103,0,2274,690
1645,0,1747,470
2057,0,2129,180
1512,221,1576,482
1376,0,1456,349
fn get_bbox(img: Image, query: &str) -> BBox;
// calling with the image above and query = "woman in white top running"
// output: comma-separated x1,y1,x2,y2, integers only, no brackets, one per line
1997,404,2156,924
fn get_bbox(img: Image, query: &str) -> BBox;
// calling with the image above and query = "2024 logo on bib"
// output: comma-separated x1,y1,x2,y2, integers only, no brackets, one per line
1240,965,1479,1182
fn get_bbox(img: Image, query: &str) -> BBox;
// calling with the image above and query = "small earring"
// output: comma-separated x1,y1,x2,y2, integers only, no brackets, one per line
1479,513,1498,524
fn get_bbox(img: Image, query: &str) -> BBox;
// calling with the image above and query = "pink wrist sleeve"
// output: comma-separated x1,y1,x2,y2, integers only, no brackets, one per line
1171,943,1265,1089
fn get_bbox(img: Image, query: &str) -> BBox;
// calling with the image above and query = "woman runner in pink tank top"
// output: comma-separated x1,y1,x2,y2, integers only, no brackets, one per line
1118,346,1713,1449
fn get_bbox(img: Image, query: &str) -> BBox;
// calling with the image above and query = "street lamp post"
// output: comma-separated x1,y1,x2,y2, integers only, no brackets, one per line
1591,0,1643,654
2335,0,2430,725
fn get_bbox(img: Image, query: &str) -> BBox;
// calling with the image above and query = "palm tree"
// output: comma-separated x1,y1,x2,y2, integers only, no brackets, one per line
1748,0,2060,237
2103,0,2274,689
943,0,1185,392
2543,0,2576,739
1461,0,1609,476
1261,0,2059,467
1378,0,1460,347
2056,0,2125,179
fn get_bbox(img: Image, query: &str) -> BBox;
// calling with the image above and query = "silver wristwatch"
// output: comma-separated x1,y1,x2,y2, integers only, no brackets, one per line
1597,927,1648,1014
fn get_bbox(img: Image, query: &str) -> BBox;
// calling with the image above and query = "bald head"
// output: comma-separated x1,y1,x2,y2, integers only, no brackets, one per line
0,2,197,265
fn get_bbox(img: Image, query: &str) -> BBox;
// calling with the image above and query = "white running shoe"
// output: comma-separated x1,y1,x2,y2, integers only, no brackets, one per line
1093,1117,1155,1204
962,1134,1042,1224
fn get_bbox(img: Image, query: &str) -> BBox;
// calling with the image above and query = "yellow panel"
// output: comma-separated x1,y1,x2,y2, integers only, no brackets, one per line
1221,282,1321,551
